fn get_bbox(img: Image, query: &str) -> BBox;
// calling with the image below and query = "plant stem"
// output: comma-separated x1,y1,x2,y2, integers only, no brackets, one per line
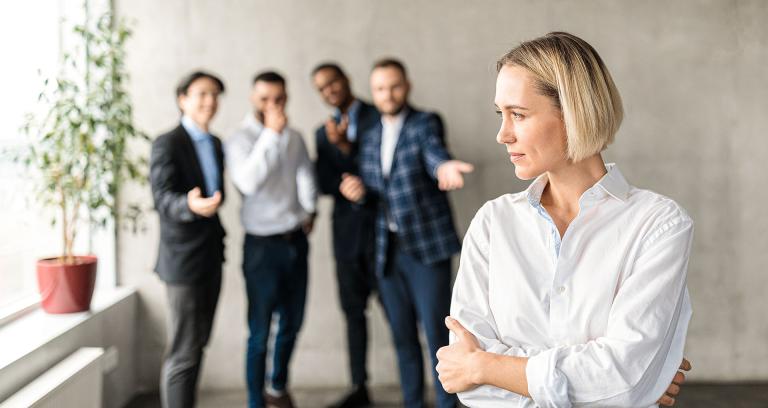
60,179,70,262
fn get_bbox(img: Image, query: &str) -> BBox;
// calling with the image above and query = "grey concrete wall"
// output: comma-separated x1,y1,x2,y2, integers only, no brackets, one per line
115,0,768,392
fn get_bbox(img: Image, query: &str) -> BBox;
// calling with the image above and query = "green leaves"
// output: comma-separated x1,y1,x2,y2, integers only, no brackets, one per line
15,3,147,259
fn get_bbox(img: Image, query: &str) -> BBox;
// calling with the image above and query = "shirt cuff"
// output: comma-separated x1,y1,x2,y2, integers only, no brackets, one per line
525,348,571,408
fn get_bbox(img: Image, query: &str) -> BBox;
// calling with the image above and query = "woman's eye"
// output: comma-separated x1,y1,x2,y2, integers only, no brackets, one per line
512,112,524,120
495,110,502,117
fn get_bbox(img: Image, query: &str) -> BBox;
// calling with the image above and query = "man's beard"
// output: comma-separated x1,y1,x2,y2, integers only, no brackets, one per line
383,101,405,115
334,93,354,110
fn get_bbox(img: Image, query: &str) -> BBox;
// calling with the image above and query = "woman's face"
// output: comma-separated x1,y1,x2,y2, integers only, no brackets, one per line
495,65,568,180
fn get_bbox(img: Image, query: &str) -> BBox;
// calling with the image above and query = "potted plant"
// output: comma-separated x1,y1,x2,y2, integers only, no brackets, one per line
14,6,147,313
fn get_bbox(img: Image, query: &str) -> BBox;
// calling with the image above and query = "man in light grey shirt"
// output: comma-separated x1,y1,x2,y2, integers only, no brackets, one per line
226,71,317,408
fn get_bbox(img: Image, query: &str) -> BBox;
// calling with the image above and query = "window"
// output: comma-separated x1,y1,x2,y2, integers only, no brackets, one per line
0,0,115,319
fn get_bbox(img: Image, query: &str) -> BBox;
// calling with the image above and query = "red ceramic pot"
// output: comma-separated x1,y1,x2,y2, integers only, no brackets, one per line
36,255,97,314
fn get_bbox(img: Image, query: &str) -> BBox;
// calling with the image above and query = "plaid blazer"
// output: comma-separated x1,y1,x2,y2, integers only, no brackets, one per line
359,107,461,277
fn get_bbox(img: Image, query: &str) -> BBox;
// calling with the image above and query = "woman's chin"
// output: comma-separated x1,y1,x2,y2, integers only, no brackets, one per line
513,164,537,181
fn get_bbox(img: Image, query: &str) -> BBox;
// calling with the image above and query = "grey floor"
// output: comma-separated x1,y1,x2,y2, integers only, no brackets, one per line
126,383,768,408
126,386,405,408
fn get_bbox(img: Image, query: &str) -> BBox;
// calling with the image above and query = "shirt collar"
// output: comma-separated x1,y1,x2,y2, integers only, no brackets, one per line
523,172,549,207
381,106,409,128
181,115,210,142
335,98,361,121
596,163,630,201
243,112,264,133
520,163,630,206
242,112,290,150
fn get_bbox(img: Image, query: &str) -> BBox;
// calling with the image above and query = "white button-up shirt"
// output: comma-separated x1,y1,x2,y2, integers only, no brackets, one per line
451,164,693,408
380,109,407,179
380,108,407,232
226,113,317,236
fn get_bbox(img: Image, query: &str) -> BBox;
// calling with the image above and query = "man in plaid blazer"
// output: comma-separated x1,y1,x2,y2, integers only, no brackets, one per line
340,58,473,408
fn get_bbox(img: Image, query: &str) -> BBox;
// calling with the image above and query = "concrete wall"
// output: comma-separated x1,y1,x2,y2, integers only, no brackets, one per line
115,0,768,392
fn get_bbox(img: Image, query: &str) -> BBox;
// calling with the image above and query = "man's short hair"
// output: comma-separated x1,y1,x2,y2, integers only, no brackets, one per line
176,71,225,97
252,71,286,86
311,62,347,79
371,58,407,79
496,32,624,162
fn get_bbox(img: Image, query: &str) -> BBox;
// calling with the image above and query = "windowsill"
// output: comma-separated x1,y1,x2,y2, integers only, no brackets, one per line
0,295,40,327
0,286,135,372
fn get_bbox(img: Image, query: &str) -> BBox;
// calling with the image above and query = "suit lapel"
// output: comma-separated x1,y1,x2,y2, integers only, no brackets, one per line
389,108,415,183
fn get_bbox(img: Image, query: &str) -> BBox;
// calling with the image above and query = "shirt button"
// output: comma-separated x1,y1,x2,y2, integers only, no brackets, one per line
557,286,566,294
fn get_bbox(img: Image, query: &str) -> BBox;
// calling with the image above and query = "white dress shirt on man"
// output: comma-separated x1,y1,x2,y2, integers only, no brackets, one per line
226,113,317,236
380,108,407,232
451,164,693,408
380,109,407,179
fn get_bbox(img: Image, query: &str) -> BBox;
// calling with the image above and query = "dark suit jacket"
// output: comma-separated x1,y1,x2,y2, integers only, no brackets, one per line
149,124,226,284
359,107,461,277
315,100,379,261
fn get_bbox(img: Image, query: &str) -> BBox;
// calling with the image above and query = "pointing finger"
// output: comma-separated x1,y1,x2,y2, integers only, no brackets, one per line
457,161,475,173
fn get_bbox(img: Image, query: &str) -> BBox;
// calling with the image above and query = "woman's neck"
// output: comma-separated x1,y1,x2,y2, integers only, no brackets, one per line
540,154,607,214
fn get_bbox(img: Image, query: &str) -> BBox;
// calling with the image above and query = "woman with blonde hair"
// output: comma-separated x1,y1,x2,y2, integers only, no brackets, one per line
436,32,693,407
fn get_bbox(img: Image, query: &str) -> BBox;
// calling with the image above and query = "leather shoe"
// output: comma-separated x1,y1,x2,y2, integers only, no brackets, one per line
327,385,371,408
265,391,296,408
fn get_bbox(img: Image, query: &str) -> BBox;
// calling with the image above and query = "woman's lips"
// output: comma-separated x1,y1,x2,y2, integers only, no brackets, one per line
509,153,525,162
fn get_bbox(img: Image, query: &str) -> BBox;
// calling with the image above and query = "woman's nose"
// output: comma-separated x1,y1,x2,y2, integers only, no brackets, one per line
496,124,515,145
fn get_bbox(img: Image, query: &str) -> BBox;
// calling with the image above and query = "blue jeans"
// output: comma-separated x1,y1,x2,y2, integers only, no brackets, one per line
242,232,308,408
378,235,456,408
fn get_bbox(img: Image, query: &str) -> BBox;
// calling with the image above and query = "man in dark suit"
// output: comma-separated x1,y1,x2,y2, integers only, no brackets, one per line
149,71,226,408
340,59,473,408
311,62,380,408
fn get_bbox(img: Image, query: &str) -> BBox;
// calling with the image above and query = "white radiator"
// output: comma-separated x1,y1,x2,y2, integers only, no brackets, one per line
0,348,105,408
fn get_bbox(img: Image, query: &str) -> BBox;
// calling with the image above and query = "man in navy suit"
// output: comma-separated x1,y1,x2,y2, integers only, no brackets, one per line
311,62,380,408
340,59,473,408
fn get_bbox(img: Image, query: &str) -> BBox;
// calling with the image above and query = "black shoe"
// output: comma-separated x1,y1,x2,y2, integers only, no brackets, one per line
327,385,371,408
264,391,296,408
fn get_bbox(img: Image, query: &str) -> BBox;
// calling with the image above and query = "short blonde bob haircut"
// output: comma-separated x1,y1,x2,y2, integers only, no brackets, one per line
497,32,623,162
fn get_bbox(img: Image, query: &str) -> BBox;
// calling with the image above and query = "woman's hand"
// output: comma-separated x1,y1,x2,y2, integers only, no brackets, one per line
436,316,484,393
658,358,691,406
